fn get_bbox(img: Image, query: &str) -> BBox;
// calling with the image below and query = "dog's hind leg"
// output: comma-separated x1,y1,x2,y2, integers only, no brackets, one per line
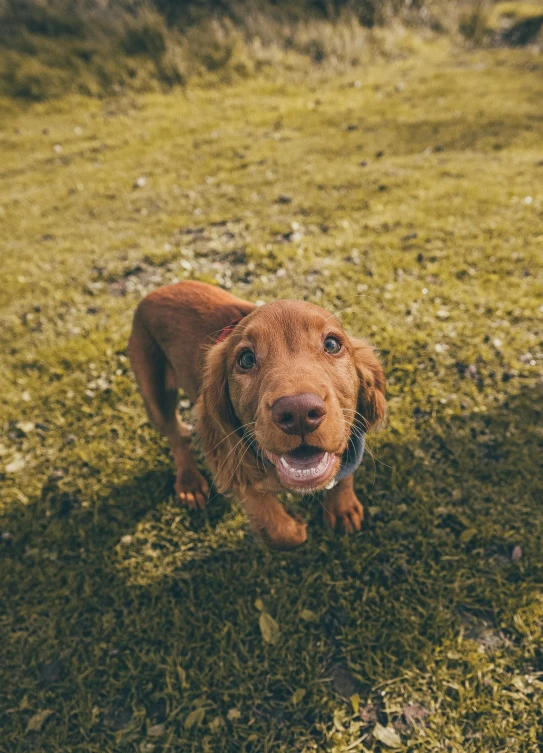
128,315,209,509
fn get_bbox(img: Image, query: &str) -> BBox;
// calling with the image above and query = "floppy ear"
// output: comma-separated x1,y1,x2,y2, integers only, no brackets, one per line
349,337,387,431
195,340,244,493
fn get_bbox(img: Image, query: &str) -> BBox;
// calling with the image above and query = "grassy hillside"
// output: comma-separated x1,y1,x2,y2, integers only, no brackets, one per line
1,39,542,751
1,0,543,100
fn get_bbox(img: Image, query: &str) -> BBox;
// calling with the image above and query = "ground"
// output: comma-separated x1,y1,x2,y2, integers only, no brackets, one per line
0,39,542,753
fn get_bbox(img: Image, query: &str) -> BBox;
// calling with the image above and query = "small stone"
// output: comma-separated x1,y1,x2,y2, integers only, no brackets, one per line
359,704,377,724
53,144,62,154
403,702,429,726
40,660,63,684
5,456,25,473
134,176,146,188
511,545,523,561
17,421,35,434
120,535,133,546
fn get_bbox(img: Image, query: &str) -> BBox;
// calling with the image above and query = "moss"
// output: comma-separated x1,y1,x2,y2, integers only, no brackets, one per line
0,41,542,751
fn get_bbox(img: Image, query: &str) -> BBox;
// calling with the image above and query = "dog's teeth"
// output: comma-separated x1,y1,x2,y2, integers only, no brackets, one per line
280,457,288,468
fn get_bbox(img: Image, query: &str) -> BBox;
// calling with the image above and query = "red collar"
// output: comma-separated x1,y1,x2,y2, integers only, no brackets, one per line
215,318,243,344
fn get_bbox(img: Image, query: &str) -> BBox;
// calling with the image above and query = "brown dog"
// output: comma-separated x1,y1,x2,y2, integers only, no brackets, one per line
128,281,386,547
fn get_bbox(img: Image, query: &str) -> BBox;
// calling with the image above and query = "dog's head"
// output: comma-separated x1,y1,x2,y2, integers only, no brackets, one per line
197,300,386,493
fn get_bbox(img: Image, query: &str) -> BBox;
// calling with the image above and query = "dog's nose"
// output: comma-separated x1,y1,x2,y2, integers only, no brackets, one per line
271,393,326,435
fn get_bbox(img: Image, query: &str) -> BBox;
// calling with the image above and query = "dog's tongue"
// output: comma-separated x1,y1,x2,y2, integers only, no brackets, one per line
264,446,335,487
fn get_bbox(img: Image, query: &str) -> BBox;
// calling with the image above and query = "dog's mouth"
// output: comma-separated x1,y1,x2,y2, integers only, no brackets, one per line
263,445,338,490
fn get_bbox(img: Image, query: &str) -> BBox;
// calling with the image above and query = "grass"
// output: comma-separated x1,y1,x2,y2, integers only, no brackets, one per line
1,38,542,752
2,0,543,101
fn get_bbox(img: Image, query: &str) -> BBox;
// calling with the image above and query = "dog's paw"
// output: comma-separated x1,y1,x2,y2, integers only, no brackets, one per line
324,493,364,534
175,467,209,510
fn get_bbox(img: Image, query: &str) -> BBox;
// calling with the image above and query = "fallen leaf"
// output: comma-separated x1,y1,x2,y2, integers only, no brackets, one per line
373,723,402,748
300,609,318,622
259,612,280,644
184,707,205,730
147,723,165,737
227,708,241,721
26,709,53,732
291,688,306,705
460,528,476,543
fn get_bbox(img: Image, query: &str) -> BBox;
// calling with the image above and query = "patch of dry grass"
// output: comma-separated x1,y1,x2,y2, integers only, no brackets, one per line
3,0,542,100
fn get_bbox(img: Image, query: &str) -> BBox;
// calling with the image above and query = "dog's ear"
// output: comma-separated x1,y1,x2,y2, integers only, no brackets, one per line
195,340,243,493
349,336,387,431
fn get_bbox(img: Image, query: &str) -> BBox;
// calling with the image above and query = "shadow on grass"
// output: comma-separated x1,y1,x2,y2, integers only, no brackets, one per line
1,384,541,749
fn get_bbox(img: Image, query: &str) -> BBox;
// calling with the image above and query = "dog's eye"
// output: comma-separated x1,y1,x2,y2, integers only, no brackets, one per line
237,350,256,370
324,336,342,355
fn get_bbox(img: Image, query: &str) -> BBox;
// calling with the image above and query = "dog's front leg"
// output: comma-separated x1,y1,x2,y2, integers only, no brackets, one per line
322,475,364,533
168,418,210,510
237,487,307,549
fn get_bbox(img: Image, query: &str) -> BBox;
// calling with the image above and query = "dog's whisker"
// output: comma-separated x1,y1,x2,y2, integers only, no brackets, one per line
362,443,378,484
205,421,257,455
363,439,393,471
227,438,255,489
243,427,264,474
341,408,370,432
210,433,248,488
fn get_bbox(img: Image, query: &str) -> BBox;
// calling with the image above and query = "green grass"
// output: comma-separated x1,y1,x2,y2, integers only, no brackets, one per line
1,40,542,752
